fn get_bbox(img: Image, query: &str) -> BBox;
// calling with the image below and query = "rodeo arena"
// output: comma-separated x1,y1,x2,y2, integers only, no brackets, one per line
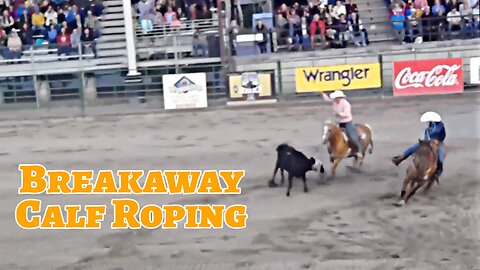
0,0,479,268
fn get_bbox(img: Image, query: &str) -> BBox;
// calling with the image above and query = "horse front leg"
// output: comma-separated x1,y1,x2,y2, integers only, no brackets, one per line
394,176,411,207
405,180,426,204
331,157,342,178
280,169,285,186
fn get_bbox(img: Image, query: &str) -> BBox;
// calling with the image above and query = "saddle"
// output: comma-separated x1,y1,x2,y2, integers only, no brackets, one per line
338,127,360,153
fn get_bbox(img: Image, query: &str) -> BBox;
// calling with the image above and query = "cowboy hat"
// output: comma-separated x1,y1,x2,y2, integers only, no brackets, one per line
329,90,346,99
420,111,441,122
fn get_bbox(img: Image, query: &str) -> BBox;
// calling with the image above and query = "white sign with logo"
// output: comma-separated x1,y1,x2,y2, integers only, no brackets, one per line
163,73,208,110
470,57,480,85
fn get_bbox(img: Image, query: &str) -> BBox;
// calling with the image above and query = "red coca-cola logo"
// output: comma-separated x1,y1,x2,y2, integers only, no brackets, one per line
393,58,464,96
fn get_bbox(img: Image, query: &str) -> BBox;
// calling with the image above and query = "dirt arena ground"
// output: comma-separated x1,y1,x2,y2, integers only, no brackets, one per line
0,93,478,270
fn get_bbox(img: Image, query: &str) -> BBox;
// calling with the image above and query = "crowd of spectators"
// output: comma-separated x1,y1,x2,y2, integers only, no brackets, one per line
0,0,104,61
272,0,370,52
132,0,214,34
389,0,479,43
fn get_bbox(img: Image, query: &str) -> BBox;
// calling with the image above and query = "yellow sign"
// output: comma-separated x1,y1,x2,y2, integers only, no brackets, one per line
227,71,276,102
295,63,382,93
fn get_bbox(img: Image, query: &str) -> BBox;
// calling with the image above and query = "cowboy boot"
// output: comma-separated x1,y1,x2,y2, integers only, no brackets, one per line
391,155,405,166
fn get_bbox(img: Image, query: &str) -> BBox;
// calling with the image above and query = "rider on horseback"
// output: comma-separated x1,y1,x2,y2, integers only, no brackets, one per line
391,111,446,180
321,90,364,159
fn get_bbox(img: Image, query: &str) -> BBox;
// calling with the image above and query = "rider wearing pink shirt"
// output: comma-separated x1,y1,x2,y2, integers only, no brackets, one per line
322,90,363,158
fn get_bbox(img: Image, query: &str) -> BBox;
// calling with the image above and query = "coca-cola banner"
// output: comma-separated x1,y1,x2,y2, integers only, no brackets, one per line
393,58,464,96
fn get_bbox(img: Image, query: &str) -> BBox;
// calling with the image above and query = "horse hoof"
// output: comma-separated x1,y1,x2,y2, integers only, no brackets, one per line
393,200,406,207
286,193,290,197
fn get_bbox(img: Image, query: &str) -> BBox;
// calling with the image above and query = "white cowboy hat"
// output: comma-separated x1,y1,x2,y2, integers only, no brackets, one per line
329,90,346,99
420,111,441,122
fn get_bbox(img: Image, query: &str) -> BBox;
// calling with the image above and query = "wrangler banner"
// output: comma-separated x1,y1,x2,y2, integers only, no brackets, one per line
295,63,382,93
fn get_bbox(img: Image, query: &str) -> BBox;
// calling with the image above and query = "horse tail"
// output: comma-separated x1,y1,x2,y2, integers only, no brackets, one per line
364,124,374,154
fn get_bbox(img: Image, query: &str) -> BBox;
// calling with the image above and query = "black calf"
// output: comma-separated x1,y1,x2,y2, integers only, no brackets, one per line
268,143,325,196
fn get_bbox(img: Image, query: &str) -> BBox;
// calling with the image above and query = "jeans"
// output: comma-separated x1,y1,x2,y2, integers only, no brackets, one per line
350,31,366,46
340,121,362,153
257,41,267,54
193,43,208,57
403,141,444,174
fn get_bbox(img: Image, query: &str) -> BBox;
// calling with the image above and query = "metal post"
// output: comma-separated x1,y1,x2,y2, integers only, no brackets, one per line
217,0,226,66
276,60,283,100
379,54,384,98
30,46,41,109
122,0,140,76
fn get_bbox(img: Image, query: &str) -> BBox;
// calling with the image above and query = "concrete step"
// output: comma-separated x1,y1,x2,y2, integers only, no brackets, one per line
97,48,127,57
97,41,127,49
106,5,124,13
100,19,126,28
102,0,123,8
103,13,125,20
98,34,126,42
102,27,127,34
94,56,127,66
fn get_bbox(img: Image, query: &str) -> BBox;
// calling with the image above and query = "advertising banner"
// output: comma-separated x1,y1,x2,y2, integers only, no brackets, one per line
470,57,480,85
226,70,277,105
162,73,208,110
295,63,382,93
393,58,464,96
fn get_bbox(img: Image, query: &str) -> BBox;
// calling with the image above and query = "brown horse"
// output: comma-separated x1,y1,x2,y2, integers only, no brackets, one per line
321,120,374,177
394,139,445,207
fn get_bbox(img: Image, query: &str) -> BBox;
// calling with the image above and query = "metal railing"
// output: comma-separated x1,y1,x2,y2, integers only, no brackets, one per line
231,14,479,55
134,18,219,61
0,41,97,66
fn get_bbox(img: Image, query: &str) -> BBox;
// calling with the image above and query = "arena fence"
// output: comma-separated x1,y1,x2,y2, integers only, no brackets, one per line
0,44,478,119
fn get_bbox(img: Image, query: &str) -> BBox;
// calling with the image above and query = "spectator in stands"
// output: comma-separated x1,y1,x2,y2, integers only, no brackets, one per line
70,27,81,54
57,26,71,55
19,22,32,45
255,19,268,54
0,26,6,47
16,8,29,29
84,10,100,37
414,0,428,9
432,0,446,15
288,9,302,48
337,14,349,47
164,6,175,24
1,9,15,34
332,0,347,19
31,6,46,34
192,30,207,57
318,4,328,21
347,0,359,15
459,0,476,37
6,29,22,59
310,13,325,48
52,0,67,9
391,9,406,43
421,6,435,41
81,27,96,57
15,3,26,21
348,12,367,46
446,0,461,13
0,0,11,12
45,5,58,26
406,7,421,42
66,5,77,28
228,19,239,56
90,0,104,17
447,7,462,36
170,12,181,27
325,16,338,44
138,0,153,33
57,8,66,26
46,23,57,44
433,8,448,40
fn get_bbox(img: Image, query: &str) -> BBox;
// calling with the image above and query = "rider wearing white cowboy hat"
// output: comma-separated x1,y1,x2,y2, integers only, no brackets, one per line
392,111,446,179
321,90,364,158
